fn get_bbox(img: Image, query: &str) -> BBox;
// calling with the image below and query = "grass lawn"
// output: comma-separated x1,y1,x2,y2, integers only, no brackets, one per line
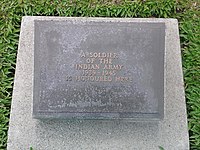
0,0,199,149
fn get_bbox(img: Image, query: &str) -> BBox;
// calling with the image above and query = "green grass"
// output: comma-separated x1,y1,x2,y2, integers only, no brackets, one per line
0,0,199,149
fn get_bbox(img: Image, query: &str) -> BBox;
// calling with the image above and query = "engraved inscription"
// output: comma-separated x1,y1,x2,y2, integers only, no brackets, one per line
70,51,132,82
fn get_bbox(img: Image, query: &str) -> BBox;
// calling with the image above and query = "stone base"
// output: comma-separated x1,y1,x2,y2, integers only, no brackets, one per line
7,17,189,150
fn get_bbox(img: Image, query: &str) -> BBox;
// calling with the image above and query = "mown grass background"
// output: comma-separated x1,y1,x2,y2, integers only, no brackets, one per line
0,0,199,149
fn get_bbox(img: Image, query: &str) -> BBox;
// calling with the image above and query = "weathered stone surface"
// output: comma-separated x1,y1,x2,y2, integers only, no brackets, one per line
7,17,189,150
33,19,165,119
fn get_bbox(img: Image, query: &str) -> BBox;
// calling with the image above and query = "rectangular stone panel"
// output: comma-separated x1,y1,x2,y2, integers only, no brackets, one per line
33,19,165,120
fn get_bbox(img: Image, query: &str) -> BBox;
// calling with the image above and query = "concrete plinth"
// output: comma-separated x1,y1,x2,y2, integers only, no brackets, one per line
7,17,189,150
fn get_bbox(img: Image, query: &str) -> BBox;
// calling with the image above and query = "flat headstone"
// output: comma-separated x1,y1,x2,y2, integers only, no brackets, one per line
7,17,189,150
33,19,165,120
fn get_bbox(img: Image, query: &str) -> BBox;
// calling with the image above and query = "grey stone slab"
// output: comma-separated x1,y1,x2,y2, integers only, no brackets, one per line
7,17,189,150
33,19,165,120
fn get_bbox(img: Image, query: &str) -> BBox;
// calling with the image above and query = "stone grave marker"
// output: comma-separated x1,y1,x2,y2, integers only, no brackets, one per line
33,20,165,120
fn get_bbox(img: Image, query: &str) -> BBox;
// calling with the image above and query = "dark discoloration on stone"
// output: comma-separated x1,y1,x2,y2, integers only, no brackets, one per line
33,19,165,119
